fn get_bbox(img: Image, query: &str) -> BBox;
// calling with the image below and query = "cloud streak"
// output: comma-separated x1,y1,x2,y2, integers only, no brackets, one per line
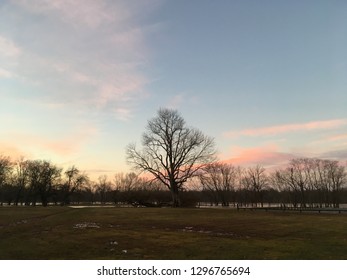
224,119,347,138
222,145,296,167
326,133,347,142
13,0,126,28
3,0,160,120
223,145,347,170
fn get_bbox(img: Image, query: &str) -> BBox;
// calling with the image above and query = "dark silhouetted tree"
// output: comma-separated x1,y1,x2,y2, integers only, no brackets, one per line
126,108,216,207
95,175,112,204
25,160,61,206
199,162,238,206
242,165,268,207
0,155,14,205
60,166,89,205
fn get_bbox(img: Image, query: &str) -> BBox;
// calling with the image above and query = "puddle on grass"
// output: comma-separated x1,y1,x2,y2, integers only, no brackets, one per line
6,219,29,227
73,222,100,229
181,226,249,239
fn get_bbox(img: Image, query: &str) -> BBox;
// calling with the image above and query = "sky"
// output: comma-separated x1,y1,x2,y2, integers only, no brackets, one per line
1,0,347,180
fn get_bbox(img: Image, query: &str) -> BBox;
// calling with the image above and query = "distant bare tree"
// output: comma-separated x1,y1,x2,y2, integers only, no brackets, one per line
273,158,346,208
199,162,238,206
242,165,268,207
0,156,13,205
95,175,112,204
288,159,309,207
324,160,346,208
126,108,216,207
25,160,61,206
12,157,30,205
60,166,89,205
113,172,131,205
39,161,61,206
273,159,309,207
114,172,142,192
0,156,12,186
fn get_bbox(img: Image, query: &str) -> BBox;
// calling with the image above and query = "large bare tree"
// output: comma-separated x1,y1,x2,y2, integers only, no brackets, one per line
126,108,216,207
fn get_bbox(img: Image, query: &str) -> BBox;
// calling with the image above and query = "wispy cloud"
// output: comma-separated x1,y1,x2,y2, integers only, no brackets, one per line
320,149,347,162
311,133,347,148
224,146,347,170
1,125,98,159
224,119,347,138
13,0,124,28
167,94,184,109
166,92,199,110
38,128,97,156
326,133,347,142
3,0,161,120
0,67,14,78
0,35,20,79
222,145,296,167
0,35,21,57
0,141,30,160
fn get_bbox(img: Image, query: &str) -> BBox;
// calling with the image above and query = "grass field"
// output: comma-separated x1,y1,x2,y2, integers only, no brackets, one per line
0,206,346,260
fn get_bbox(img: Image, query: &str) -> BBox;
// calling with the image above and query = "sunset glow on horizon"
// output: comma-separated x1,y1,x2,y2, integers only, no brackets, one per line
1,0,347,180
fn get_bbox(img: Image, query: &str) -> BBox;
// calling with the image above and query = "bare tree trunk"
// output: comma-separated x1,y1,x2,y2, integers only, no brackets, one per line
170,186,180,207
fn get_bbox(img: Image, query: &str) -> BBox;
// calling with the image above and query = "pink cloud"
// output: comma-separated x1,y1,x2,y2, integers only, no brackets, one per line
222,145,296,167
43,127,97,156
224,119,347,138
0,142,31,160
2,126,97,159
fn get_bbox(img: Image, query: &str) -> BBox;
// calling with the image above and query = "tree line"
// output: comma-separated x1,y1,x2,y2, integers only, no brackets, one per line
198,159,346,208
0,156,88,206
1,108,346,207
0,154,346,207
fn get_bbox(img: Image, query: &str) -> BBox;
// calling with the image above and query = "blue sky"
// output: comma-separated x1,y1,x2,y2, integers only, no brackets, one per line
1,0,347,179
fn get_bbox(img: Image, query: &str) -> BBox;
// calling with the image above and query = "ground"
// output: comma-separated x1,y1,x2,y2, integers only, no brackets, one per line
0,207,346,259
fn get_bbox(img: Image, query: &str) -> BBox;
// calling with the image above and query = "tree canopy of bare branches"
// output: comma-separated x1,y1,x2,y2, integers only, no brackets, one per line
273,158,346,207
126,108,216,207
199,162,239,206
60,166,89,205
242,165,268,207
0,156,12,188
